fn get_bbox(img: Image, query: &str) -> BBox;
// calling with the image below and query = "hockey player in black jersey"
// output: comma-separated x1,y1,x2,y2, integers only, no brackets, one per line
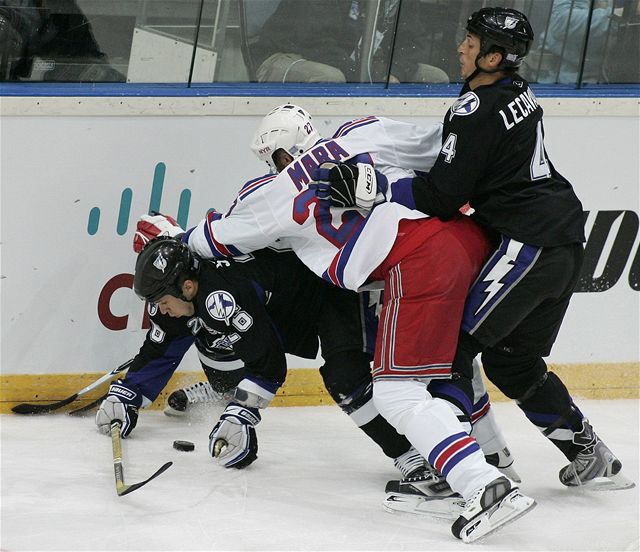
96,236,432,477
323,7,634,495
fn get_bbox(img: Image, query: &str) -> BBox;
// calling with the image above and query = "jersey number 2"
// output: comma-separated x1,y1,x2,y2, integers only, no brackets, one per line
293,189,364,248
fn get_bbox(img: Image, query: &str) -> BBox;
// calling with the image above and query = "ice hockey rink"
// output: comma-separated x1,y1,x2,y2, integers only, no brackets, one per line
0,399,638,551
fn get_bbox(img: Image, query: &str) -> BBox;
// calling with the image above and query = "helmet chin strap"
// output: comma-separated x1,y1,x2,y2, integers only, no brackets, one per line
465,52,505,83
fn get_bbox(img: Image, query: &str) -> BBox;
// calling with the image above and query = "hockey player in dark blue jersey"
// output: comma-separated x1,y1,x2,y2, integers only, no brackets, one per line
96,238,440,480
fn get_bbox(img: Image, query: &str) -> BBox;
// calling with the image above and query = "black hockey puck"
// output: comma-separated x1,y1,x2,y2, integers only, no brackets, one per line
173,440,195,452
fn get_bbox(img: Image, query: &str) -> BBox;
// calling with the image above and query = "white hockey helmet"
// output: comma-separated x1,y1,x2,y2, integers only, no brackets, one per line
250,104,321,172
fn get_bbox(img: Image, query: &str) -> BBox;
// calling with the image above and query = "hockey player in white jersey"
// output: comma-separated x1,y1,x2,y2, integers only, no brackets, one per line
136,105,535,542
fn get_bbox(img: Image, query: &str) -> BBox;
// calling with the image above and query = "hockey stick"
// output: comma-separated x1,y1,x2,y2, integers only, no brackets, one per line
11,359,133,415
110,421,173,496
68,393,108,417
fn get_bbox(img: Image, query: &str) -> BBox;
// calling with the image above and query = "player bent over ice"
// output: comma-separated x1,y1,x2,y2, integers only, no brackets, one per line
136,119,535,542
97,242,432,477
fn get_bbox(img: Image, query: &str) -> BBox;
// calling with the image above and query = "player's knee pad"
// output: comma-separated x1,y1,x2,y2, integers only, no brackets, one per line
481,347,547,399
372,379,430,433
320,351,372,405
203,364,245,395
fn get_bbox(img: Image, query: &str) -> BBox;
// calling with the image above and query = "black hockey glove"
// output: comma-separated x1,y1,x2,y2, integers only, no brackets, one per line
95,380,142,438
314,162,382,209
209,402,261,469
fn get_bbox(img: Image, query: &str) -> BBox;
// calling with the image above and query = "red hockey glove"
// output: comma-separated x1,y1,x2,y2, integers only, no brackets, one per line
133,213,184,253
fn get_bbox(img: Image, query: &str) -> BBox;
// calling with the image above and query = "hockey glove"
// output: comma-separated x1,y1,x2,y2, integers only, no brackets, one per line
314,162,384,210
95,380,142,438
209,402,261,469
133,213,184,253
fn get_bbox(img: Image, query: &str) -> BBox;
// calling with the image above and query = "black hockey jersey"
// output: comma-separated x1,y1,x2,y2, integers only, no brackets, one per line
410,75,585,247
123,248,334,402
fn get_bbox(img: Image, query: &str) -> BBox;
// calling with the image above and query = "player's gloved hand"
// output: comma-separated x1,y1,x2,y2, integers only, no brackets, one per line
209,402,261,469
133,213,184,253
314,162,385,210
95,380,142,438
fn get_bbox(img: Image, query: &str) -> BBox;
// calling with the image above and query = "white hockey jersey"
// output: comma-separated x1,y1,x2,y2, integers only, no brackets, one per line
186,116,442,291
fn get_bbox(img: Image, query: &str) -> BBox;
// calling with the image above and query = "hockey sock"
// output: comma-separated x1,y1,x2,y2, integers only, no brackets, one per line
373,379,500,499
359,415,413,459
517,371,586,460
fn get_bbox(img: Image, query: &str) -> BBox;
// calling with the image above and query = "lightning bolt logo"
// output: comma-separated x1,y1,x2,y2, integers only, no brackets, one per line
474,241,525,315
205,290,237,324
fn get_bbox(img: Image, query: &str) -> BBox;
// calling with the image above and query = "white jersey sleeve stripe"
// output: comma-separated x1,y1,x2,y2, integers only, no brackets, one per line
333,116,379,138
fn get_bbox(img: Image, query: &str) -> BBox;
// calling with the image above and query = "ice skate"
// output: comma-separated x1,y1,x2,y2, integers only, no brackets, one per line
383,465,464,520
393,447,430,479
451,476,536,543
559,420,635,491
164,381,227,416
485,447,522,483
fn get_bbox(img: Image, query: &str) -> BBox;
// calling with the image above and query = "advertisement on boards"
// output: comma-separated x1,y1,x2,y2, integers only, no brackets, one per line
1,113,638,376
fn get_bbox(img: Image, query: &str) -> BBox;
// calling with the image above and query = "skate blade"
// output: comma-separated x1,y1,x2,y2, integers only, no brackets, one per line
460,489,536,544
567,471,636,492
163,406,186,417
383,493,465,521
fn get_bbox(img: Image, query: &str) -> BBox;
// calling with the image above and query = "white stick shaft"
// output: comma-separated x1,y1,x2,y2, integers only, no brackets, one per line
76,359,133,397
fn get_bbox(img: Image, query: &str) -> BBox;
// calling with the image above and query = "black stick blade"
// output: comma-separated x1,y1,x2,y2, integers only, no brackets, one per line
117,461,173,496
11,394,78,414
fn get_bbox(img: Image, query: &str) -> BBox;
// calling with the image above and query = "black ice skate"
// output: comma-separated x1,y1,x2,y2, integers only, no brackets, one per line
451,476,536,543
383,466,465,520
164,381,228,417
559,420,635,491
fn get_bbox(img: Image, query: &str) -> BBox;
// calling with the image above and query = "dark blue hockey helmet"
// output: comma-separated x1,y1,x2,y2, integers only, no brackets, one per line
134,236,199,303
466,7,534,69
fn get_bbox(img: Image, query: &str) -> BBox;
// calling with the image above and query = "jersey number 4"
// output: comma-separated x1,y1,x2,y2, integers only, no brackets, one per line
530,121,551,180
441,133,457,163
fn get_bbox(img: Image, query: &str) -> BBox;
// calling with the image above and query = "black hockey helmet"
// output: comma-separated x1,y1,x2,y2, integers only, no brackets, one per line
466,7,534,70
134,236,199,303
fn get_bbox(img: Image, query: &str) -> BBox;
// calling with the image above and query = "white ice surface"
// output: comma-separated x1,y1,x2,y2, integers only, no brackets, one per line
1,400,639,551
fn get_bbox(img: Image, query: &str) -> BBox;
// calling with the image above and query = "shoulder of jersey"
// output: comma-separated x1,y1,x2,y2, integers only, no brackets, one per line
237,173,277,202
452,88,494,118
449,84,515,122
332,116,380,139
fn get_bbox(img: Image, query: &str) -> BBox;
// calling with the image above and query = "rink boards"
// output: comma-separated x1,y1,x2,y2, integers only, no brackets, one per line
0,95,638,410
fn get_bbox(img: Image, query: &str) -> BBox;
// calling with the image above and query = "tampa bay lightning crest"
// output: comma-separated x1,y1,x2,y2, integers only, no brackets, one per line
450,92,480,120
153,252,168,273
206,290,237,324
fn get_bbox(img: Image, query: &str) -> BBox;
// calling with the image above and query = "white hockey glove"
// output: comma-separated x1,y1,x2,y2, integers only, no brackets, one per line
95,380,142,438
314,162,385,210
133,213,184,253
209,403,261,469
